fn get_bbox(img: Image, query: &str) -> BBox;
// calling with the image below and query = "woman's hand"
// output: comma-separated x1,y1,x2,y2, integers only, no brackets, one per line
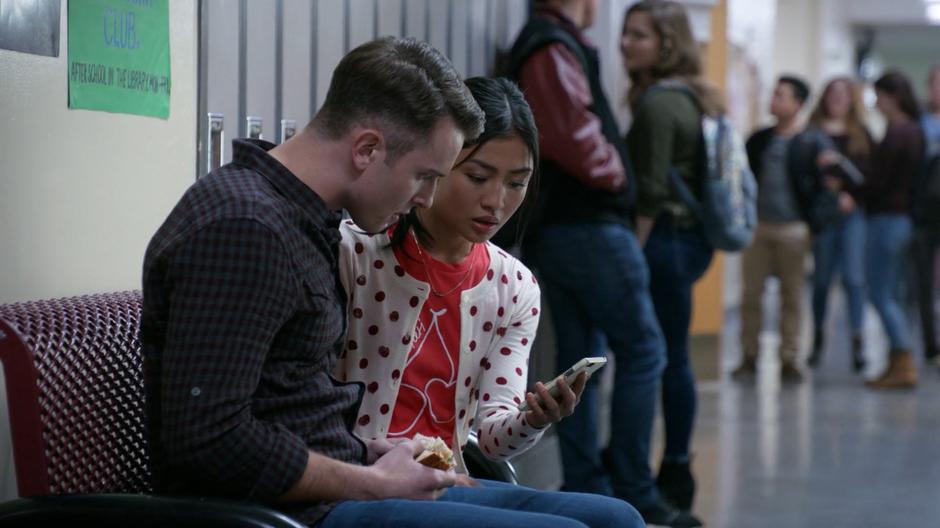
524,372,588,429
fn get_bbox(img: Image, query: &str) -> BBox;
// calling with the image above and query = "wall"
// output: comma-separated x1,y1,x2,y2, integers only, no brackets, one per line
0,0,198,500
0,0,198,305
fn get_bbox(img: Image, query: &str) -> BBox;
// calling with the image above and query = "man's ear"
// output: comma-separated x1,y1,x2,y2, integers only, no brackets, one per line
350,128,386,172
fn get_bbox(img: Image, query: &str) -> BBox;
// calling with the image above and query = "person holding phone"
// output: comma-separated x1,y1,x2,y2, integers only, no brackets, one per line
798,77,874,372
333,77,643,528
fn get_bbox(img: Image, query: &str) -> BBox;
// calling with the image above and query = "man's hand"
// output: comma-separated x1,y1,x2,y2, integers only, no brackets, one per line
367,440,456,500
454,474,482,487
365,438,409,465
524,372,588,429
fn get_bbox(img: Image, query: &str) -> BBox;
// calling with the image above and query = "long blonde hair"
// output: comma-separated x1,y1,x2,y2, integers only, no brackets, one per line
809,77,870,157
624,0,724,116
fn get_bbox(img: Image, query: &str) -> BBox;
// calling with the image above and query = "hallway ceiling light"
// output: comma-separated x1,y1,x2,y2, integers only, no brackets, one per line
928,3,940,24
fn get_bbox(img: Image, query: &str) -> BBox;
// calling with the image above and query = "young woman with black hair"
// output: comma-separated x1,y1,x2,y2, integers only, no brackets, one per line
331,76,644,528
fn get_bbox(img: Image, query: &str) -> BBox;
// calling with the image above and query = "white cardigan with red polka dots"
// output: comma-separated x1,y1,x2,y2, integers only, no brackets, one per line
334,221,546,472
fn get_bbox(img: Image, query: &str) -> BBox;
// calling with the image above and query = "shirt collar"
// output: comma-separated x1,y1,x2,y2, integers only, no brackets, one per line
533,6,595,48
231,139,341,232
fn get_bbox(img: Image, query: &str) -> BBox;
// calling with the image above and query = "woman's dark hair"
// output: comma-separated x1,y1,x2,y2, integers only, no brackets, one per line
390,76,540,253
874,70,921,121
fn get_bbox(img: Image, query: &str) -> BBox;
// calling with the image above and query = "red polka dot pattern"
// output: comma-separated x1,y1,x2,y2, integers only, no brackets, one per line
356,275,367,286
373,260,385,269
368,325,378,335
367,382,378,393
389,311,399,322
409,296,419,307
354,243,364,254
378,346,390,357
359,358,369,369
358,415,370,426
496,377,507,385
374,291,386,302
380,404,390,414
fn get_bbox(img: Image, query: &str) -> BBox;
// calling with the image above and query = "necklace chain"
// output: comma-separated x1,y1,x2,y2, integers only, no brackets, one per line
412,232,478,298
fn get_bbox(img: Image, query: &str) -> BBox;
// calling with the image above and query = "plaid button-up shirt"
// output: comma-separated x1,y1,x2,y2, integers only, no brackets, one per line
142,139,366,525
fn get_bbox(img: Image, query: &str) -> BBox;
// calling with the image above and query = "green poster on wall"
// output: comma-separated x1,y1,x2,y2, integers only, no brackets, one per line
68,0,170,118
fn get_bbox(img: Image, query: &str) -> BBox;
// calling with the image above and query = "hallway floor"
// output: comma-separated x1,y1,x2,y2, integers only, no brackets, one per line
687,270,940,527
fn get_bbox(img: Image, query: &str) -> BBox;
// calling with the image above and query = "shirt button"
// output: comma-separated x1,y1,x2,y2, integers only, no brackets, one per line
190,387,202,397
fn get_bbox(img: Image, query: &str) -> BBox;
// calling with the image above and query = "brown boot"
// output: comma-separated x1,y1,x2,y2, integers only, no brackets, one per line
866,350,918,389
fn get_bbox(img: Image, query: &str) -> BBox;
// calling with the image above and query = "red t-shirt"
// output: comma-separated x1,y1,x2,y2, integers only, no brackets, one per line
387,231,490,447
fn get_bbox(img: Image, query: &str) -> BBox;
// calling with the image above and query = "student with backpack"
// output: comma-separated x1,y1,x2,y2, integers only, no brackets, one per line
623,1,749,524
913,65,940,366
865,71,925,389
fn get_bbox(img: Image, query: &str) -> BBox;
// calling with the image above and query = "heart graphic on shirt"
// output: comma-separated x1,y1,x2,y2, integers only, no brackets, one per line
388,383,428,436
425,377,456,424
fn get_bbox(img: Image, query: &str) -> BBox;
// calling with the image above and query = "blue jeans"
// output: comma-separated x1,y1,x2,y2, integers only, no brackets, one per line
532,223,666,509
812,209,867,334
866,214,913,350
643,219,713,460
317,479,644,528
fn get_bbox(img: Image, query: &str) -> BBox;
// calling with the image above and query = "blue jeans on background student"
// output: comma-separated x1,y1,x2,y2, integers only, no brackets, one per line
866,213,913,350
531,223,666,510
643,218,713,461
812,209,867,337
317,479,644,528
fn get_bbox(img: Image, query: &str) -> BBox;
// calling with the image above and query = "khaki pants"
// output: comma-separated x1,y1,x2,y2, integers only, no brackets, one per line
740,221,810,363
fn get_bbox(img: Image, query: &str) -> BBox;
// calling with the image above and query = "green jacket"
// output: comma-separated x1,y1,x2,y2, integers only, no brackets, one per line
626,88,702,226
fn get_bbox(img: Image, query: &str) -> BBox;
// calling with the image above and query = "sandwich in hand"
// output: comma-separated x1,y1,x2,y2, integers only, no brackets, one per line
413,433,455,471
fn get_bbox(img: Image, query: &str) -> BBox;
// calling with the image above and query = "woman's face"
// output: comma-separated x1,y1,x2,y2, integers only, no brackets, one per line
621,11,662,74
825,81,853,120
424,136,533,244
929,71,940,110
875,89,896,117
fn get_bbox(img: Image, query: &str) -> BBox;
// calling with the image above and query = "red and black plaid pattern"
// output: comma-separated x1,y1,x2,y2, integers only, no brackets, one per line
142,139,366,524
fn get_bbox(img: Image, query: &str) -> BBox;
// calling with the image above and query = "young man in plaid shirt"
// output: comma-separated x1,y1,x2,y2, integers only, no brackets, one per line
142,37,641,528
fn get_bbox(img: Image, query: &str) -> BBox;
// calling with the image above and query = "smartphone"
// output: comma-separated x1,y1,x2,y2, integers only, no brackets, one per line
518,357,608,412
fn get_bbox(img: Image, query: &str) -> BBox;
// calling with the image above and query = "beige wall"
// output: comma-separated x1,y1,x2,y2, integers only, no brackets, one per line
0,0,198,500
0,0,198,305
